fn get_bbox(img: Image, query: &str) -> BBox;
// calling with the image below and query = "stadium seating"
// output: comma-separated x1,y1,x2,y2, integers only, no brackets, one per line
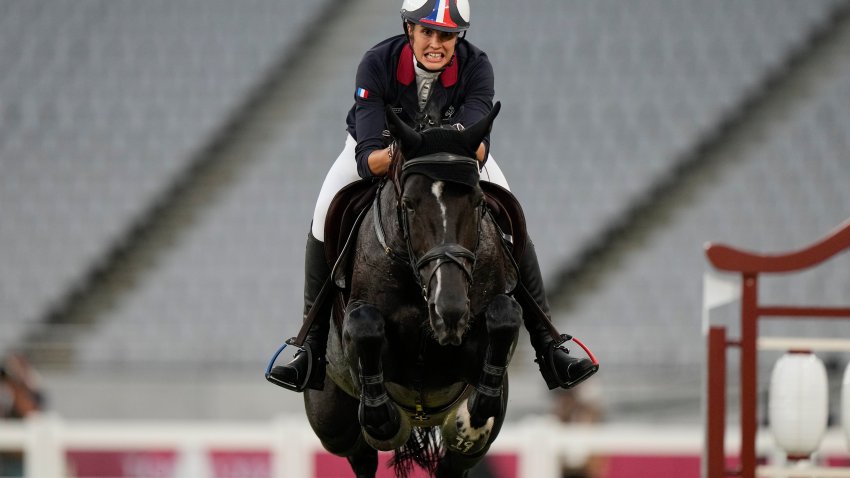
3,0,849,421
0,0,334,353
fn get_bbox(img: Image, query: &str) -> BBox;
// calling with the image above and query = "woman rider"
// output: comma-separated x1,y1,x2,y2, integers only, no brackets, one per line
271,0,597,392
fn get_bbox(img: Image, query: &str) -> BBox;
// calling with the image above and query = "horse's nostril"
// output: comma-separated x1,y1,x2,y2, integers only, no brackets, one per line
431,313,446,331
430,303,470,347
434,302,469,323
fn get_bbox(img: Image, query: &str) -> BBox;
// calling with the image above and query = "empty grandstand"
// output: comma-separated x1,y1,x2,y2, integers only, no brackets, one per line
1,0,849,429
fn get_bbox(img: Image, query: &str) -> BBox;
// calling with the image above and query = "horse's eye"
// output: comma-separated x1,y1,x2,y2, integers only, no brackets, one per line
402,198,414,211
473,193,485,208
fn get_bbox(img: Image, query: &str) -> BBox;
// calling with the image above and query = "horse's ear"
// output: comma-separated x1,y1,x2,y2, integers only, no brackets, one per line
463,101,501,153
386,106,421,152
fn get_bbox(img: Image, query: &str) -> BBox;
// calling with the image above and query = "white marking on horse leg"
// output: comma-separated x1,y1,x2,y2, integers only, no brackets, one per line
455,398,494,444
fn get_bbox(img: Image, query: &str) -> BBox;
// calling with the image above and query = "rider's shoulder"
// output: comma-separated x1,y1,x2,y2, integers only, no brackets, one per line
457,38,489,65
357,35,407,72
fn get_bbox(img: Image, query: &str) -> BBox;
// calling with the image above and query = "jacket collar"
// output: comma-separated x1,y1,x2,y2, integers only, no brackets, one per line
397,43,458,88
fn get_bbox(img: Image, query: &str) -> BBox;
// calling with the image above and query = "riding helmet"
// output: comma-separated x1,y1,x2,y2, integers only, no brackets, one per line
401,0,470,33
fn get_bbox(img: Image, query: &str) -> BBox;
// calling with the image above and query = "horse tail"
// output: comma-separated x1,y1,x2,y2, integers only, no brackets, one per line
390,426,441,478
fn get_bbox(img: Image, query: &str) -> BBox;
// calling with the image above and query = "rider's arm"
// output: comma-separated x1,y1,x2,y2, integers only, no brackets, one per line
366,147,392,176
476,143,486,162
352,51,393,179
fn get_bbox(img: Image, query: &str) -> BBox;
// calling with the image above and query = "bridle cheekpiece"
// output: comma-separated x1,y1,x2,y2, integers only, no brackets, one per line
374,151,482,300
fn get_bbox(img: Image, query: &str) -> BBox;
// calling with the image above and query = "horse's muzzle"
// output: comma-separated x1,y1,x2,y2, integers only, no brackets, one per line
418,244,475,346
429,300,469,346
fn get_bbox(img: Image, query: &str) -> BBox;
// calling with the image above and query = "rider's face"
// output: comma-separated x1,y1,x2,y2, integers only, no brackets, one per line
407,24,458,71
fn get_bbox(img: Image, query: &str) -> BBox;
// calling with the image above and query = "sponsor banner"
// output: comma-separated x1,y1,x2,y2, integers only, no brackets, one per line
66,450,177,478
66,450,272,478
210,450,271,478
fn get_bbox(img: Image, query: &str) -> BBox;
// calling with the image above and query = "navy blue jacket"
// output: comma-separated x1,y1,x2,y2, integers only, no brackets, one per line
346,34,495,179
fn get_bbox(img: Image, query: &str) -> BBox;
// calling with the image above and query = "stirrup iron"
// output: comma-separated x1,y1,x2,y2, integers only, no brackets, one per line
264,338,314,392
538,334,600,389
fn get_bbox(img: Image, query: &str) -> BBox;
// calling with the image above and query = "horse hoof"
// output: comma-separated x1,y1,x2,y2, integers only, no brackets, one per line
359,403,411,451
363,407,399,441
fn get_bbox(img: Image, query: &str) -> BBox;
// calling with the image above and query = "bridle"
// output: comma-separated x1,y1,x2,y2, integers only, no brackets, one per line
374,150,482,301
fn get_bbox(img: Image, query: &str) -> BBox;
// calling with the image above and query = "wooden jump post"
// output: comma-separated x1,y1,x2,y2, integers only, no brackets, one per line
703,218,850,478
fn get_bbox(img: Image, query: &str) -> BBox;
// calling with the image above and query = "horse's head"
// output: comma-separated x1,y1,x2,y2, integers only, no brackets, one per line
386,103,501,346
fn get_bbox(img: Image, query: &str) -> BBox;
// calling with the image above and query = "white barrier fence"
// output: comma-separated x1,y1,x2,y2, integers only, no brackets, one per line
0,414,849,477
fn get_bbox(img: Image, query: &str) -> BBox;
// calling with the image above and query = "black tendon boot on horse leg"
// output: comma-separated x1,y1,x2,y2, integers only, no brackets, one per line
442,295,521,461
467,295,521,427
269,232,330,391
344,304,406,450
520,241,599,389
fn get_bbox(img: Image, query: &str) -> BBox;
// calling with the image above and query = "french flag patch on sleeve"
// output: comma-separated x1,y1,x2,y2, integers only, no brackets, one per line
356,87,369,99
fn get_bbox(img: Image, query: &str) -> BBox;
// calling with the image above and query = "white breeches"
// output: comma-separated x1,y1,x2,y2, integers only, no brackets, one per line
311,134,510,241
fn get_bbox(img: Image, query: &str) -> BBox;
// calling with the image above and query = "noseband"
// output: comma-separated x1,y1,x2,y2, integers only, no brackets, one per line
374,153,482,300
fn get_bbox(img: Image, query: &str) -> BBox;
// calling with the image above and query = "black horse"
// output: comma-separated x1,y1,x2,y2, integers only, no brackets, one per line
305,103,522,478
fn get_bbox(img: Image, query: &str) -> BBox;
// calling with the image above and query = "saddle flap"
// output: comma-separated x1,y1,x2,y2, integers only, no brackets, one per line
323,178,379,334
324,179,380,270
480,182,527,260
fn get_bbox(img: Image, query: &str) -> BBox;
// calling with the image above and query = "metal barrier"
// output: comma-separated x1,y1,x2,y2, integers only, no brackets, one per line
704,218,850,478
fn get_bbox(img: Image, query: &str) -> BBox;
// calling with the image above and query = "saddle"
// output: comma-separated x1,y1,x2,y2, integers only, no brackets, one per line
321,180,529,328
480,181,528,261
324,180,380,275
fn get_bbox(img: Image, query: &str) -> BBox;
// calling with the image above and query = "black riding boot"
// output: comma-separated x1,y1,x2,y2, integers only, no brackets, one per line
519,241,598,390
269,232,331,392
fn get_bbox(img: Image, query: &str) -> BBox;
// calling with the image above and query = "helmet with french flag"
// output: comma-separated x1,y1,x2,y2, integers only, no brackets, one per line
401,0,470,33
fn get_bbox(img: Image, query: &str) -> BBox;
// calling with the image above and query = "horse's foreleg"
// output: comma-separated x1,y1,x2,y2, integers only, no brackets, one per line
343,303,410,451
467,294,521,426
441,295,520,461
439,380,510,478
